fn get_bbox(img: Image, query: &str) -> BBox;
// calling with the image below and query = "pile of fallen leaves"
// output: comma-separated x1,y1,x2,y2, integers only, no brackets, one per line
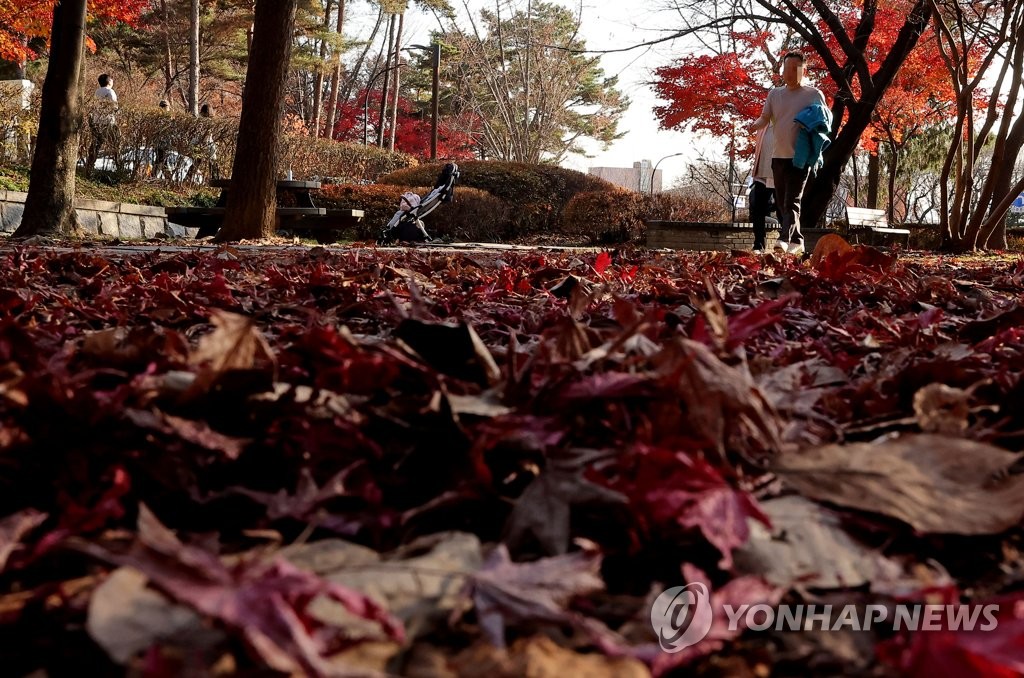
1,243,1024,677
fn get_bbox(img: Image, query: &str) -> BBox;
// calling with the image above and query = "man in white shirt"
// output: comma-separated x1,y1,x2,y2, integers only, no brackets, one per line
87,74,120,173
750,52,827,256
94,73,118,105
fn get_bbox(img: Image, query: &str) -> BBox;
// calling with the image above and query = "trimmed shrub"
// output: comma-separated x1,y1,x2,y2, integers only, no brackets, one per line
561,191,732,244
316,184,508,241
379,160,616,238
74,105,416,187
560,189,649,244
662,193,731,223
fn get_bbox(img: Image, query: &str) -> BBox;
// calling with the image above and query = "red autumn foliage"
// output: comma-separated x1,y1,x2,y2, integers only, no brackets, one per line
652,2,963,158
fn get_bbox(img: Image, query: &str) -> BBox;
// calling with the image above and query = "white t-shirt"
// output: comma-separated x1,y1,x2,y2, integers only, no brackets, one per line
94,86,118,103
757,85,826,159
91,86,118,125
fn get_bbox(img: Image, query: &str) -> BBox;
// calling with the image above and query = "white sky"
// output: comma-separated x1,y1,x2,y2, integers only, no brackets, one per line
364,0,708,187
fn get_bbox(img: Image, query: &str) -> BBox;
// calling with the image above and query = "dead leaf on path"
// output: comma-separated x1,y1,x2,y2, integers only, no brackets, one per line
395,319,500,386
774,434,1024,535
913,383,971,434
809,233,854,268
733,495,902,589
87,567,222,665
79,505,404,677
657,338,783,465
450,635,649,678
504,448,627,555
286,532,482,640
462,544,604,647
0,509,47,573
186,310,275,398
125,409,248,460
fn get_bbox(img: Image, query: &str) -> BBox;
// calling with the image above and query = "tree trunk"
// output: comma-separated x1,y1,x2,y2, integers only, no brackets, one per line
161,0,174,99
323,0,346,138
388,13,405,151
866,152,879,209
340,4,382,105
798,0,932,230
377,14,396,147
188,0,200,116
15,0,86,238
216,0,298,242
310,0,333,136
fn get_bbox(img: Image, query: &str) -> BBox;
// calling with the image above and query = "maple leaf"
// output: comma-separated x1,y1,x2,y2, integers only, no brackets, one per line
877,586,1024,677
616,447,769,569
464,543,604,647
503,448,627,556
79,505,404,677
587,563,780,676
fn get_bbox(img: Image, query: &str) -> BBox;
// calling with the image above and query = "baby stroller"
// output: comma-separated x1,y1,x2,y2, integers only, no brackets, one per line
378,163,460,245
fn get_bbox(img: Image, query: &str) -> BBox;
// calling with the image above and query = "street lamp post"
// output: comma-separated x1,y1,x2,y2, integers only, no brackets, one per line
651,152,684,196
405,43,441,160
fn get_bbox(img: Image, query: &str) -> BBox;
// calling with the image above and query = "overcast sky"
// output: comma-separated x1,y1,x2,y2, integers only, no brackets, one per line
384,0,710,187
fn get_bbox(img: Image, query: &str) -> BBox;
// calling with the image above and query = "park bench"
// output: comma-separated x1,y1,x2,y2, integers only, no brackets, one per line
845,206,910,247
164,179,364,243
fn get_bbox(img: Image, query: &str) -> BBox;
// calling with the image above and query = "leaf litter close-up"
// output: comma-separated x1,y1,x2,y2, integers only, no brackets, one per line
2,243,1024,677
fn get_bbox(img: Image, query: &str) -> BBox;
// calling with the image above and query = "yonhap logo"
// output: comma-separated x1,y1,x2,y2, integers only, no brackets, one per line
650,583,714,652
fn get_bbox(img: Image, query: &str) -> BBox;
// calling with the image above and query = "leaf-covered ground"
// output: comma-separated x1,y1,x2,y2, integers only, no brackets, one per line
2,243,1024,677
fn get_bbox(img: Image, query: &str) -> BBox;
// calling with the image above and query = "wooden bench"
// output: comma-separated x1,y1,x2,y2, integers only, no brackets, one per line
846,206,910,247
164,178,365,243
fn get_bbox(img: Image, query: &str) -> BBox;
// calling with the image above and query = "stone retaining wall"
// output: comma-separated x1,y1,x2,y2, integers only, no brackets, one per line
646,221,836,252
646,221,780,251
0,190,195,238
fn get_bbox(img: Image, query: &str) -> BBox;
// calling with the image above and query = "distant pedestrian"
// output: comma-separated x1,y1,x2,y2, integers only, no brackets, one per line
199,104,219,181
86,74,120,174
153,99,172,179
750,52,826,256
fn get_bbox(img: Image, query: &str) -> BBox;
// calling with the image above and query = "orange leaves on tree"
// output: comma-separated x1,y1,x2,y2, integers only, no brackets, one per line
0,0,147,63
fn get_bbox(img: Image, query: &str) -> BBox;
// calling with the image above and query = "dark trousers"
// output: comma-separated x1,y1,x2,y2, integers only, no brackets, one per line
749,180,777,250
771,158,810,245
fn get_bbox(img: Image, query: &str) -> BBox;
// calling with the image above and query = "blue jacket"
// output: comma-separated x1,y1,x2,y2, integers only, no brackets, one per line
793,104,833,174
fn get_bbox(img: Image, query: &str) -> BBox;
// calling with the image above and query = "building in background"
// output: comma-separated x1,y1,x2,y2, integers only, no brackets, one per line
589,160,663,193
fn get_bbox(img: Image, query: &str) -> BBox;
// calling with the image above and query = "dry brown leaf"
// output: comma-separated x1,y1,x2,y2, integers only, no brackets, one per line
775,434,1024,534
185,310,275,398
450,635,650,678
732,496,902,589
657,338,783,465
809,233,854,268
86,567,222,665
913,383,971,434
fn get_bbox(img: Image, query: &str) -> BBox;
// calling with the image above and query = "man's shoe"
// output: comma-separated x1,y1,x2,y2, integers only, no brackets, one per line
788,242,805,256
774,241,789,254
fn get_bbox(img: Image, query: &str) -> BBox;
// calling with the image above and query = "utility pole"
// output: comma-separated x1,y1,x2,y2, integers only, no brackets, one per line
430,43,440,160
728,120,737,222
